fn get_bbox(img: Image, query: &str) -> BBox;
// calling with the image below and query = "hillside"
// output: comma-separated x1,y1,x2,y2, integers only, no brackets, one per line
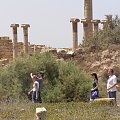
74,45,120,75
61,45,120,105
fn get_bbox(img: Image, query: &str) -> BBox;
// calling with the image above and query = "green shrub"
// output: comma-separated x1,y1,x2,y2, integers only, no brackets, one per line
0,52,91,102
41,60,91,102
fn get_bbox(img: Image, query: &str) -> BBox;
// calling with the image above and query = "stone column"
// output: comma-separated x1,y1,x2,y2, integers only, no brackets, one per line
10,24,19,59
101,20,108,30
105,15,113,29
21,24,30,55
91,20,100,33
34,44,36,53
84,0,93,35
84,0,93,20
81,19,91,46
70,18,80,52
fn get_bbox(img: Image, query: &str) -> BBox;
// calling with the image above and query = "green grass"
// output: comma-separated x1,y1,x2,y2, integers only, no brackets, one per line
0,101,120,120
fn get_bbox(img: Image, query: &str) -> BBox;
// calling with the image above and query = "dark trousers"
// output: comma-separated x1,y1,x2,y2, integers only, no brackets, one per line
108,91,116,100
32,91,40,103
108,91,117,105
38,92,42,103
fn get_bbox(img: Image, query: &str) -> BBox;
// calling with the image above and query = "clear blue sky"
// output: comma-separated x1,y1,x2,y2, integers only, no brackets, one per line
0,0,120,48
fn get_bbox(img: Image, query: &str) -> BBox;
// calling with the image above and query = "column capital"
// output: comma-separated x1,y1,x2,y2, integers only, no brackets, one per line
101,20,108,24
10,24,19,28
21,24,30,28
70,18,80,23
91,19,100,24
81,19,91,23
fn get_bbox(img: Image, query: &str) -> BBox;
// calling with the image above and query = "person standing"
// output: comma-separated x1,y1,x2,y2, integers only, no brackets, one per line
107,68,117,103
28,73,39,103
90,72,99,101
37,72,43,103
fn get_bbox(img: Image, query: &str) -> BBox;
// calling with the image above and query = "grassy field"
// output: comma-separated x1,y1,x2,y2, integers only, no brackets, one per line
0,101,120,120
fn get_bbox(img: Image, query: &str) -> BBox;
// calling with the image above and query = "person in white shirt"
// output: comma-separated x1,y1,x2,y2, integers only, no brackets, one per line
107,69,117,102
28,73,39,103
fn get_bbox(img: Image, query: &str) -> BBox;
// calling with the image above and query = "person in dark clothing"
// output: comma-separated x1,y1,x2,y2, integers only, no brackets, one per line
90,72,99,101
37,72,43,103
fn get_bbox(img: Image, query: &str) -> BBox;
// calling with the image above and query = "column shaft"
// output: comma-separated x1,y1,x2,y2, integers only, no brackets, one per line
81,19,91,46
21,24,30,55
10,24,19,59
84,0,93,37
91,20,100,33
70,18,80,52
101,20,108,30
72,23,78,51
84,0,93,19
23,28,28,54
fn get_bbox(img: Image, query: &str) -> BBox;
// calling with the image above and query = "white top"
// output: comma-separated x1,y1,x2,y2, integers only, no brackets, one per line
107,75,117,92
33,81,39,92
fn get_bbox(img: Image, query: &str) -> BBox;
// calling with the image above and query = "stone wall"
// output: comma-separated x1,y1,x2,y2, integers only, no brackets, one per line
0,36,46,65
0,36,13,60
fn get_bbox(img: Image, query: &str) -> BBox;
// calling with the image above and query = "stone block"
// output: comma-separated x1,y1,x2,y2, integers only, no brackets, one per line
94,98,116,106
36,107,47,120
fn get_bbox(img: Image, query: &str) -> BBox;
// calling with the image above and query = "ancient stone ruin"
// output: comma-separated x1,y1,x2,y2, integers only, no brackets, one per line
0,0,114,66
70,0,111,50
0,24,46,66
